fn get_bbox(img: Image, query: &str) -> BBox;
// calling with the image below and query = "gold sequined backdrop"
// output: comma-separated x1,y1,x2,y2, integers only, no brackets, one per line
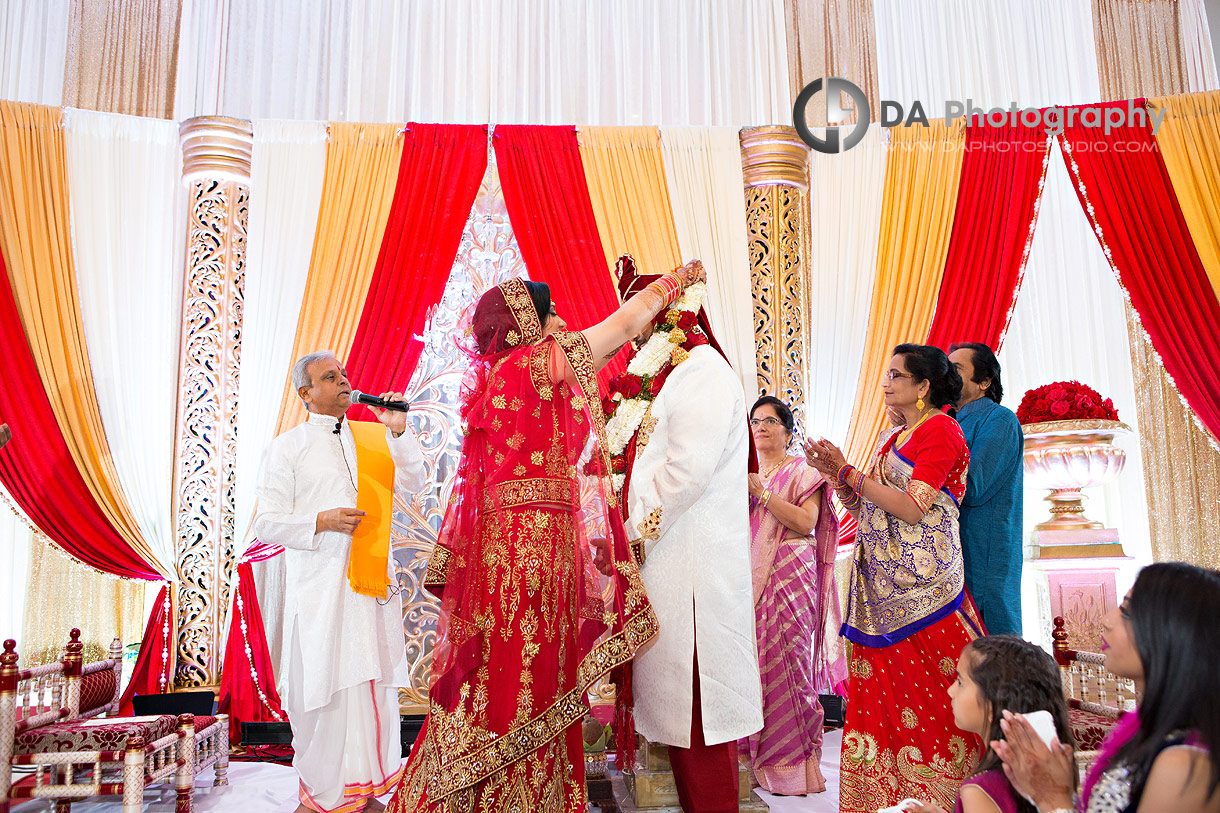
21,535,145,667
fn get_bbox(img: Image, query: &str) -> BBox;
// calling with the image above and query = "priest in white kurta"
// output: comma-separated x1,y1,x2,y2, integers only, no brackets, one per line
612,258,763,811
252,352,426,813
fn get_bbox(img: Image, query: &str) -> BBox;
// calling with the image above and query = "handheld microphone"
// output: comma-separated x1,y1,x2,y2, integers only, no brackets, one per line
349,390,410,413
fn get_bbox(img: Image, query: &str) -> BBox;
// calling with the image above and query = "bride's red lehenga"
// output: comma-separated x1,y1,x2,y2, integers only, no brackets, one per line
387,279,658,813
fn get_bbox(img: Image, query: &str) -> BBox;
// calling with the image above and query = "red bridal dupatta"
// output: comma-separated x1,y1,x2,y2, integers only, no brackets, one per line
390,279,658,812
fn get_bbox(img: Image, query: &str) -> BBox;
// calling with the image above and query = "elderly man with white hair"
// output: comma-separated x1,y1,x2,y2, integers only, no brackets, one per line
252,351,426,813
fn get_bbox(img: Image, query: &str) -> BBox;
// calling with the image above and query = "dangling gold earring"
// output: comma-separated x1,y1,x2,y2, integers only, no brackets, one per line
916,396,926,412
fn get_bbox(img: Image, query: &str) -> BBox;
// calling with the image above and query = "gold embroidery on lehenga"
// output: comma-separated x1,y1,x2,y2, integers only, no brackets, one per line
839,732,975,813
424,545,452,588
483,478,575,512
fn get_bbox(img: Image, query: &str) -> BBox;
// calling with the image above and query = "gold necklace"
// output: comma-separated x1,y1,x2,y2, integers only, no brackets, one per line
898,409,936,445
760,455,788,480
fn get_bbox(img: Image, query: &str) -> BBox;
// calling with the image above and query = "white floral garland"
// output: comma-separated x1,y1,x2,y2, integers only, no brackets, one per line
604,282,707,491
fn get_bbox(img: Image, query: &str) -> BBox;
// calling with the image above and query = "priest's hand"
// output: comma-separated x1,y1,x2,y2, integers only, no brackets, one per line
367,390,408,436
0,423,10,450
316,507,366,535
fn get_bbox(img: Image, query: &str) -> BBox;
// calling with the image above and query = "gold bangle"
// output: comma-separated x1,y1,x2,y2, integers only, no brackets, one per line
761,488,772,506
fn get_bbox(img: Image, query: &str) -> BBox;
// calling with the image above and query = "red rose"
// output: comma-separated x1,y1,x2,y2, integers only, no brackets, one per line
585,456,607,476
619,376,643,399
1035,398,1050,414
676,311,698,331
649,376,665,397
1050,400,1070,417
1047,385,1067,402
602,395,616,417
611,455,627,473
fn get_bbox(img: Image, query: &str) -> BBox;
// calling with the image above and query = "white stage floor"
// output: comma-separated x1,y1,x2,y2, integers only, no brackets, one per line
13,728,843,812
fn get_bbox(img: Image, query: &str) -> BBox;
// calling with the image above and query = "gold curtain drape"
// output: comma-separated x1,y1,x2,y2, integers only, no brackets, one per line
1147,91,1220,296
843,120,965,470
274,123,404,436
1125,91,1220,566
0,101,162,573
577,126,683,280
784,0,879,128
1126,308,1220,568
1092,0,1187,99
21,535,145,667
62,0,182,118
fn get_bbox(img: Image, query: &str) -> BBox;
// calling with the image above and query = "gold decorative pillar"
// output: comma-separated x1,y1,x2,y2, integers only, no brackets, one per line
741,126,811,430
172,116,252,688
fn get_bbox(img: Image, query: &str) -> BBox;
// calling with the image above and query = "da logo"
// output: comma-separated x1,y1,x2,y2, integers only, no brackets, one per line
792,77,871,154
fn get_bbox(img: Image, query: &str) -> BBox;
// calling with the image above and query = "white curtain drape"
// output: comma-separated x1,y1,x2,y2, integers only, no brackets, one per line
1180,0,1220,92
233,120,328,545
63,108,184,579
175,0,790,126
999,139,1153,564
875,0,1102,111
659,126,757,395
806,126,887,447
0,0,69,105
0,486,33,642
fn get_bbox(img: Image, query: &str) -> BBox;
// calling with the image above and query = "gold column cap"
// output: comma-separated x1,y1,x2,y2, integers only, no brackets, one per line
740,126,809,190
180,116,253,184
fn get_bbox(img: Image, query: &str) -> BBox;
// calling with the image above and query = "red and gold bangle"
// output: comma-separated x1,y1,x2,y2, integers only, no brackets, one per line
837,464,854,488
644,272,684,309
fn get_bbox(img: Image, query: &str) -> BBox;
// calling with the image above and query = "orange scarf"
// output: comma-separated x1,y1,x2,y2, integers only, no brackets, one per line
347,421,396,598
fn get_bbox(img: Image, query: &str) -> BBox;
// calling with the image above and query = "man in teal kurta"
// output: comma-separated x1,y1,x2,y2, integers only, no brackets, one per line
949,343,1024,635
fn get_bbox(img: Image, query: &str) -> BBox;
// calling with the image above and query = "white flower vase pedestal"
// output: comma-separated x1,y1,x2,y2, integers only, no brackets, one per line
1020,419,1134,652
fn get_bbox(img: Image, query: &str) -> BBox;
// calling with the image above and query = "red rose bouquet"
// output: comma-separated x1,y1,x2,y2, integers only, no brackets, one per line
1016,380,1120,425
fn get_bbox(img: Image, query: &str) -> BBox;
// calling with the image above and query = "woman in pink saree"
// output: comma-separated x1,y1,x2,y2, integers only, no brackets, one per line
742,395,846,795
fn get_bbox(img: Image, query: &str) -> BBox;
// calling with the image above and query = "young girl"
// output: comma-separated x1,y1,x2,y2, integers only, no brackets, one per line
912,635,1074,813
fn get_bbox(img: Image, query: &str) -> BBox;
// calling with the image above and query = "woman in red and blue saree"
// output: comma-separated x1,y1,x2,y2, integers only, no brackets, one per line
387,264,708,813
742,395,845,795
805,344,986,813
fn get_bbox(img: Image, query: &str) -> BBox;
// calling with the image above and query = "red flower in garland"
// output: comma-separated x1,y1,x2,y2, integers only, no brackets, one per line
1017,380,1121,424
675,311,698,331
618,376,643,399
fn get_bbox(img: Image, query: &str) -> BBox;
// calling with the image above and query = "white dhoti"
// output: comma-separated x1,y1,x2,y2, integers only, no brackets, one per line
285,636,403,812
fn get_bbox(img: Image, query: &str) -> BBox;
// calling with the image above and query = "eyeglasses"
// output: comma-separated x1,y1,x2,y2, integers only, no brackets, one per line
882,370,916,382
750,417,784,428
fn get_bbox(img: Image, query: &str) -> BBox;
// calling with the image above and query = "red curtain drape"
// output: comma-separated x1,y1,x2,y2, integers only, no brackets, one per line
1062,101,1220,441
494,125,627,388
218,561,287,742
0,253,160,580
927,124,1050,350
118,584,173,714
344,124,488,422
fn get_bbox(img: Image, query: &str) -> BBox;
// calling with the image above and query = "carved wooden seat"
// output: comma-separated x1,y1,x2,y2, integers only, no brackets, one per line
1052,616,1137,771
0,630,229,812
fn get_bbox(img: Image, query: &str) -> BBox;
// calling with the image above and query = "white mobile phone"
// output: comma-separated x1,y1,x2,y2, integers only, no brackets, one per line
1020,709,1059,749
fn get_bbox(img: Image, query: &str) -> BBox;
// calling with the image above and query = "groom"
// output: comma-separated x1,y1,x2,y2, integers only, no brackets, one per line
603,256,762,811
